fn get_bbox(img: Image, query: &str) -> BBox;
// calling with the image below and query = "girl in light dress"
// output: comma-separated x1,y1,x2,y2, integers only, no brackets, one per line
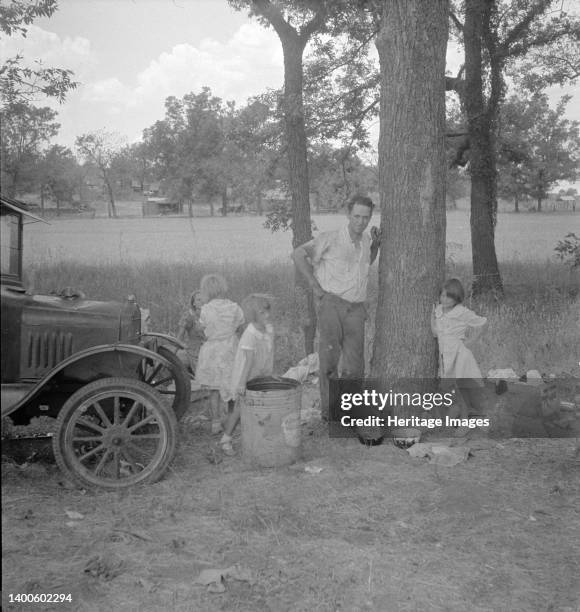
195,274,244,432
219,294,275,456
431,278,487,419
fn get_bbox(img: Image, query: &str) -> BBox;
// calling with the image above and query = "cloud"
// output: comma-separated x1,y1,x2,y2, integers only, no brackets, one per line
132,23,282,106
0,25,95,78
82,23,281,115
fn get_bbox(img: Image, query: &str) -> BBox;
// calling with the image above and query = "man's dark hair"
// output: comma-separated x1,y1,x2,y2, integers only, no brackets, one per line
346,195,374,213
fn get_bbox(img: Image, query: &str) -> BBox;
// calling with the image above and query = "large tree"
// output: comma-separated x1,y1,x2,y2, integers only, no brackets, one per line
448,0,580,295
143,88,230,216
230,0,332,353
371,0,448,379
76,131,126,218
0,101,59,196
39,144,79,209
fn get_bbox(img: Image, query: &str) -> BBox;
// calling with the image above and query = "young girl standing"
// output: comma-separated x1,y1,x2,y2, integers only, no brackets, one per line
219,294,275,456
431,278,487,418
195,274,244,432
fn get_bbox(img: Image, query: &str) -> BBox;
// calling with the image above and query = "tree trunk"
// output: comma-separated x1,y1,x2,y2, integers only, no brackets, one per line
104,175,117,218
464,0,503,296
514,193,519,212
256,190,263,216
537,197,542,212
372,0,448,381
281,33,316,354
221,187,228,216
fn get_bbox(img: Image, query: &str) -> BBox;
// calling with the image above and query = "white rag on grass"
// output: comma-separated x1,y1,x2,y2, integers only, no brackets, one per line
283,353,319,383
487,368,518,380
407,442,470,466
282,353,321,423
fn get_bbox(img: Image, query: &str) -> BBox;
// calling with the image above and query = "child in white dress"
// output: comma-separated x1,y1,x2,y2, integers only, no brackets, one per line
195,274,244,432
431,278,487,418
219,294,275,456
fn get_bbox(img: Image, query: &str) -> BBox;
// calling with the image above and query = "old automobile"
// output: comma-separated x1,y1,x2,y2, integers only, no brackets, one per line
1,195,190,489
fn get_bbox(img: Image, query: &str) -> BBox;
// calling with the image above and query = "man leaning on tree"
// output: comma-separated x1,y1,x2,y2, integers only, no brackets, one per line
292,195,381,421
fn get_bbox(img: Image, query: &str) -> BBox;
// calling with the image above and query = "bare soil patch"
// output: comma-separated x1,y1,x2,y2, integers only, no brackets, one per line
2,417,579,612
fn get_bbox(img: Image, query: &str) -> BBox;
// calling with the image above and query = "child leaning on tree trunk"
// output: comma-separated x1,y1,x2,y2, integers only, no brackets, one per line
431,278,488,421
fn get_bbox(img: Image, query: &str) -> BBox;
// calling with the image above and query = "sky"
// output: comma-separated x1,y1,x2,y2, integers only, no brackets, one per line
2,0,579,166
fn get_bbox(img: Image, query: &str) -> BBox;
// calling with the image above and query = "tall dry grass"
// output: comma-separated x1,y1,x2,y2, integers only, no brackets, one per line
29,258,579,376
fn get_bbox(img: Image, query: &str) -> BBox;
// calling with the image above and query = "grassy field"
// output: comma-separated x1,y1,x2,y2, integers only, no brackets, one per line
24,210,580,376
24,209,577,266
2,209,580,611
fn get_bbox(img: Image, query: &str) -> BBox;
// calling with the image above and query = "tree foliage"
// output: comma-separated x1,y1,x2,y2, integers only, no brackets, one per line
143,88,235,213
39,144,79,207
0,0,77,106
498,93,580,210
0,101,60,196
76,131,127,218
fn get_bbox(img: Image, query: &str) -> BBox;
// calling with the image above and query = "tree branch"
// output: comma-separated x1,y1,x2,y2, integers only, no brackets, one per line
508,25,578,58
299,4,328,41
499,0,553,55
449,9,464,34
251,0,295,40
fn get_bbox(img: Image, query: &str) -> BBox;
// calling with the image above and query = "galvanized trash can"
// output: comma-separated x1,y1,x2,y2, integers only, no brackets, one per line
241,376,302,467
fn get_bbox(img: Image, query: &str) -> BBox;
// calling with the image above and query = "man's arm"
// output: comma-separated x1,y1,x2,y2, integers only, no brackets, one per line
370,226,381,264
292,241,326,299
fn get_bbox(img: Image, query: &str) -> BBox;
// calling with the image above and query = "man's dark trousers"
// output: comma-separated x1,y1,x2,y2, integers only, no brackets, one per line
318,293,366,420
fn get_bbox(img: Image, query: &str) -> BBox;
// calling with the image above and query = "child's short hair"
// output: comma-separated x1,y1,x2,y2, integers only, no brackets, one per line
442,278,465,304
242,294,273,324
200,274,228,301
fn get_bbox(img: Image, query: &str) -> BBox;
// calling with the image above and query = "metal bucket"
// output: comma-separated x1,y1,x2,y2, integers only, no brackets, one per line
241,376,302,468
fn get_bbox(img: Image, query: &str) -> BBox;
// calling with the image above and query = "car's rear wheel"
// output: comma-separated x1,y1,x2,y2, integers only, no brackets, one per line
53,377,178,490
137,346,191,420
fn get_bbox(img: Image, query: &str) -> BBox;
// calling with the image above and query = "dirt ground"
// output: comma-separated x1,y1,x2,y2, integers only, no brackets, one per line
2,390,580,612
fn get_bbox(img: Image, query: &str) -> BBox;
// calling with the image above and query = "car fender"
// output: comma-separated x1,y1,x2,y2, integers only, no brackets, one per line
1,344,175,417
141,333,187,351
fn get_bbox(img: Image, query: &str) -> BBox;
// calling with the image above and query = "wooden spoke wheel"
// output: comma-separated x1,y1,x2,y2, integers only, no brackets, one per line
53,378,178,490
137,346,190,420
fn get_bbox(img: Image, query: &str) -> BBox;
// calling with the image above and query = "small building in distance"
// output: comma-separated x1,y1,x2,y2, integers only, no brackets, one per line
141,197,183,217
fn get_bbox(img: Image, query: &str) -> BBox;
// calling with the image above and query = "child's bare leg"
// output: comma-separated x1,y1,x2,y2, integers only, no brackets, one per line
223,401,241,437
219,400,241,456
208,391,223,433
